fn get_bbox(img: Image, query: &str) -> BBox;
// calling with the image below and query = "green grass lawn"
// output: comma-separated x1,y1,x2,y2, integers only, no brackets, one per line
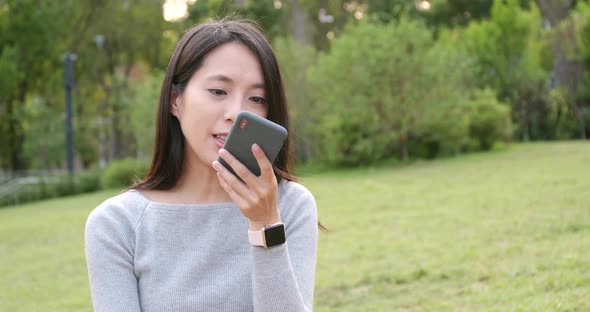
1,142,589,311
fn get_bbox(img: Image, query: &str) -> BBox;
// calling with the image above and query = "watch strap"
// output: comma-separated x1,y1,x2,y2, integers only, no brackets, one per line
248,227,265,247
248,222,285,248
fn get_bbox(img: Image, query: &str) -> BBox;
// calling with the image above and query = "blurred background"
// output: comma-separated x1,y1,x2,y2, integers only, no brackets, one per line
0,1,589,311
0,0,589,198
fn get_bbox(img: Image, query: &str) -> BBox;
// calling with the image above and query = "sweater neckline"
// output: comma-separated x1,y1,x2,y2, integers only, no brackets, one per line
129,189,236,210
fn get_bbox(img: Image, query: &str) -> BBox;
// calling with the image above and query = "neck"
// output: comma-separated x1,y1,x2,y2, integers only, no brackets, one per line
169,152,231,204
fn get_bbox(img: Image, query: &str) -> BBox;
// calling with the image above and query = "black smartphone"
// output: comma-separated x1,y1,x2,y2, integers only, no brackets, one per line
217,111,288,177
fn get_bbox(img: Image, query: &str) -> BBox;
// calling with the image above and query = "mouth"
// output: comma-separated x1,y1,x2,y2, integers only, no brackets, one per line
213,133,228,146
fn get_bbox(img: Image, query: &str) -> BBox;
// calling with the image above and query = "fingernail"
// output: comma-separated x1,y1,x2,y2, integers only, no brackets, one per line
212,161,220,170
219,149,226,156
252,144,259,151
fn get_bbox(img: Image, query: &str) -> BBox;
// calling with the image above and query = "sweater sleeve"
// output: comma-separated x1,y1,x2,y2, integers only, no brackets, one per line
251,183,318,312
85,197,144,312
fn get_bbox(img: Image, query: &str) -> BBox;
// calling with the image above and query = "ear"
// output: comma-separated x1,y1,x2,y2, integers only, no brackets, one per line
170,89,182,117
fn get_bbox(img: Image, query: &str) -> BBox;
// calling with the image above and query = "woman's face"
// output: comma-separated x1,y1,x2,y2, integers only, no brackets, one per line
171,42,268,170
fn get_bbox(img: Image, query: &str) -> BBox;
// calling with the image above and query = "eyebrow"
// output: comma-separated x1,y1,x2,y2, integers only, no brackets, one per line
206,74,265,89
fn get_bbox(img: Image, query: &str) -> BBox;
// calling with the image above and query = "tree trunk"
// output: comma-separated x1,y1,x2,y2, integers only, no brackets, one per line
317,0,328,50
536,0,586,139
98,115,108,168
400,136,409,161
520,101,530,141
111,63,134,160
292,0,310,44
575,104,587,139
9,80,28,172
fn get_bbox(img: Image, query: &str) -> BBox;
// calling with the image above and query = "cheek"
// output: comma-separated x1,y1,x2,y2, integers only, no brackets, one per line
176,105,210,138
261,106,269,119
248,104,268,119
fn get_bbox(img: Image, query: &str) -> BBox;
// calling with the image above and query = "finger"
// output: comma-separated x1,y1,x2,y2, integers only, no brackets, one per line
218,149,258,184
252,144,274,179
216,172,249,207
212,160,257,201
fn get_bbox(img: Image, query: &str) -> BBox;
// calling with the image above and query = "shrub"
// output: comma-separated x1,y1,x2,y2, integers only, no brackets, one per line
101,158,150,190
308,18,477,164
467,89,513,151
54,175,77,197
76,169,102,193
129,70,163,159
412,106,471,159
0,169,103,208
315,113,395,166
273,37,318,163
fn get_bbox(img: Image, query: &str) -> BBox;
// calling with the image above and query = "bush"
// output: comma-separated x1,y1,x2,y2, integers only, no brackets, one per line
315,113,395,166
101,158,150,190
0,169,103,208
273,37,318,163
308,18,477,164
76,169,102,193
53,177,71,197
467,89,512,151
411,107,471,159
129,70,163,159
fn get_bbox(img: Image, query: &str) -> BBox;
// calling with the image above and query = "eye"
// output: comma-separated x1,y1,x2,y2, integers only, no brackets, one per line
208,89,227,96
249,96,266,104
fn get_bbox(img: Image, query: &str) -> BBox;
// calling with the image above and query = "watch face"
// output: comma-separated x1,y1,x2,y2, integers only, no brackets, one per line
264,224,286,247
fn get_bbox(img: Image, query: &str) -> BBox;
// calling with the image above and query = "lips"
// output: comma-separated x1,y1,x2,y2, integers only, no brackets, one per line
213,133,228,148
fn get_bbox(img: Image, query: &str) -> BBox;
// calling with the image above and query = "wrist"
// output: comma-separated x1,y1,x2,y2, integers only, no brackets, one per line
248,221,286,248
248,217,281,231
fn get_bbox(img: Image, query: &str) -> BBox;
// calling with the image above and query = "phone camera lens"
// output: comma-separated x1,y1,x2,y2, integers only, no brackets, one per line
239,118,248,130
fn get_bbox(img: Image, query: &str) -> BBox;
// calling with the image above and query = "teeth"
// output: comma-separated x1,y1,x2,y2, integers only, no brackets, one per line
214,135,226,143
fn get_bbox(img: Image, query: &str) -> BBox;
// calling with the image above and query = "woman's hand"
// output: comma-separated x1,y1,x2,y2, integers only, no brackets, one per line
212,144,281,230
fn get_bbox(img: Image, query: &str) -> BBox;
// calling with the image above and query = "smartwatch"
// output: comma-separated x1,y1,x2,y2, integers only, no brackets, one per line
248,222,286,248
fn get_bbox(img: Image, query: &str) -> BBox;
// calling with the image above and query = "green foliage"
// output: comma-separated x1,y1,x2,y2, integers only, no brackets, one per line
422,0,495,27
100,158,150,190
235,1,287,39
573,1,590,102
467,89,512,150
1,0,589,174
308,18,476,165
547,88,580,139
463,0,540,91
76,169,102,194
128,69,163,159
462,0,550,140
0,0,65,170
0,46,19,99
272,37,318,163
20,97,65,169
410,32,477,158
0,170,102,208
316,113,394,166
411,105,471,159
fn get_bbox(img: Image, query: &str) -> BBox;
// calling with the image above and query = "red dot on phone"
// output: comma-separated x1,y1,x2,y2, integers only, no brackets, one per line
239,118,248,129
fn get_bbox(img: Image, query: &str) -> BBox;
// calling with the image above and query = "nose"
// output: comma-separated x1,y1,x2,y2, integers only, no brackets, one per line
224,95,243,123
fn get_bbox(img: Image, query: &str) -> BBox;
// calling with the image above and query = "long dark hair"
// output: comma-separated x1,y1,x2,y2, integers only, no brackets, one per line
131,19,296,190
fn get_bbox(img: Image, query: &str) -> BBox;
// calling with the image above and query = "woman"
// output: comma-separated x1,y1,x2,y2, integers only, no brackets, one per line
85,19,318,312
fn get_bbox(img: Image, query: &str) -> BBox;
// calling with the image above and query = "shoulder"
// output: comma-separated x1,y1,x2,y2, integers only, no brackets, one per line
279,180,314,200
279,180,316,205
278,180,317,222
86,190,149,234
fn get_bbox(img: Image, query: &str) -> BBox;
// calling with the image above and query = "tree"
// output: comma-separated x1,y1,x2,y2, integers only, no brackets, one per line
0,0,64,172
536,0,587,139
463,0,550,140
273,37,318,163
308,18,476,164
423,0,505,28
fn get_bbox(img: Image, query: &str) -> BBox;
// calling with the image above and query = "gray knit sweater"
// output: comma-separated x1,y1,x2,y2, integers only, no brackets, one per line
85,181,318,312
